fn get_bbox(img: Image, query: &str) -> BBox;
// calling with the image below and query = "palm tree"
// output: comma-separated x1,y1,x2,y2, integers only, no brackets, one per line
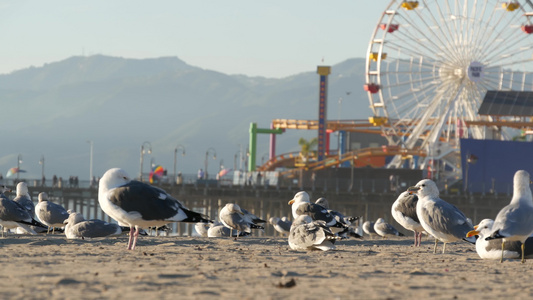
298,137,318,163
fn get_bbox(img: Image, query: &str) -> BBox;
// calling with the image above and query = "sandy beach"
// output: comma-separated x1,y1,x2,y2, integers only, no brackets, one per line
1,234,533,300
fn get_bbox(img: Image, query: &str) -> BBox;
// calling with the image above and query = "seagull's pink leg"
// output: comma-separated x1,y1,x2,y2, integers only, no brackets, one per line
127,226,134,250
413,231,417,246
131,226,140,250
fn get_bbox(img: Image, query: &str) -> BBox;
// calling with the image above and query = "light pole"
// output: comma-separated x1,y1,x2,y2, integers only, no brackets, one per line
17,154,22,181
87,140,93,183
39,155,45,185
139,141,152,182
174,145,185,186
205,147,217,180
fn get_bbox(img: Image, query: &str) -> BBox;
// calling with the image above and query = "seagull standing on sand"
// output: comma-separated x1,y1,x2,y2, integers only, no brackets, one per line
486,170,533,263
467,219,533,260
98,168,212,250
35,192,69,234
391,191,424,246
219,203,264,238
408,179,475,253
373,218,405,238
288,215,341,251
64,212,122,239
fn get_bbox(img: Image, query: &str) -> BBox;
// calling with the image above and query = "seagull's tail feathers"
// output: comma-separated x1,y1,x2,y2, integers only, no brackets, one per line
250,223,264,230
19,218,48,229
181,209,213,224
397,232,406,237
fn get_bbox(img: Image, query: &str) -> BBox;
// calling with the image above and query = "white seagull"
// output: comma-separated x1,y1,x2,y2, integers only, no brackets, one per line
362,220,378,238
467,219,533,260
35,192,69,234
288,215,341,251
391,191,424,246
486,170,533,263
288,191,347,233
373,218,405,238
219,203,264,238
269,216,292,235
98,168,212,250
13,182,34,217
408,179,475,253
64,212,122,239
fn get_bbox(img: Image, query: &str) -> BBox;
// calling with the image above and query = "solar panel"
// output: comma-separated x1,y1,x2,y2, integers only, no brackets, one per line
478,90,533,116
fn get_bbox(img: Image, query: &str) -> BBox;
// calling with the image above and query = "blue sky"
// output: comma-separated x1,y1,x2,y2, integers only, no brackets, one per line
0,1,386,78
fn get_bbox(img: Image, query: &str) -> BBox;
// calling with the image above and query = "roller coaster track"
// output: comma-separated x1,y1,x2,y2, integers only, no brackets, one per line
258,146,427,177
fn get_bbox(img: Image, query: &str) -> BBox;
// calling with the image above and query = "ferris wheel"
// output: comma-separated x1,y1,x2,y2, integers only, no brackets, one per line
365,0,533,171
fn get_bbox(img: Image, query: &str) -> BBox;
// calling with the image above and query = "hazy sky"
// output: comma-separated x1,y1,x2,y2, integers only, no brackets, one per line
0,1,386,78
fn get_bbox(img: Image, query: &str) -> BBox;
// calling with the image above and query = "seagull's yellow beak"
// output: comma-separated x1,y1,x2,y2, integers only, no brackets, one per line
466,229,479,238
288,199,295,205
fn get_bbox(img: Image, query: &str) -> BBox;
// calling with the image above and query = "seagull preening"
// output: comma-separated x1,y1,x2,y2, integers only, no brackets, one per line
98,168,212,250
485,170,533,263
408,179,475,254
391,191,424,246
288,215,341,251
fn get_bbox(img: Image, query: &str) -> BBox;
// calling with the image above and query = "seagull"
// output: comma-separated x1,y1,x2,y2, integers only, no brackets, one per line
391,191,424,246
13,182,34,217
219,203,264,238
207,222,251,238
98,168,212,250
362,221,378,239
373,218,405,238
0,195,40,236
269,216,292,235
408,179,475,254
64,212,122,239
315,197,360,238
288,215,341,251
35,192,69,234
195,222,209,237
467,219,533,260
288,191,347,233
486,170,533,263
0,185,11,201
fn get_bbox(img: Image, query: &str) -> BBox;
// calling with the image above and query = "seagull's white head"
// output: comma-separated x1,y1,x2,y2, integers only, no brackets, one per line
100,168,131,191
38,192,49,202
375,217,385,224
64,211,85,225
288,191,310,206
408,179,439,199
225,203,244,215
466,219,494,238
16,181,28,196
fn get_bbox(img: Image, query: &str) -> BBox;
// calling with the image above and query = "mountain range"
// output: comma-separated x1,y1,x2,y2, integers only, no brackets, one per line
0,55,372,181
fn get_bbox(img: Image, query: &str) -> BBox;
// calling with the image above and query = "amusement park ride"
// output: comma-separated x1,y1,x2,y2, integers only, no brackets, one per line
253,0,533,185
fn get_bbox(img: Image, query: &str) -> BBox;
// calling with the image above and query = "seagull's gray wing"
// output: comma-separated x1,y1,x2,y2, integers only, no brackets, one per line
420,199,473,238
